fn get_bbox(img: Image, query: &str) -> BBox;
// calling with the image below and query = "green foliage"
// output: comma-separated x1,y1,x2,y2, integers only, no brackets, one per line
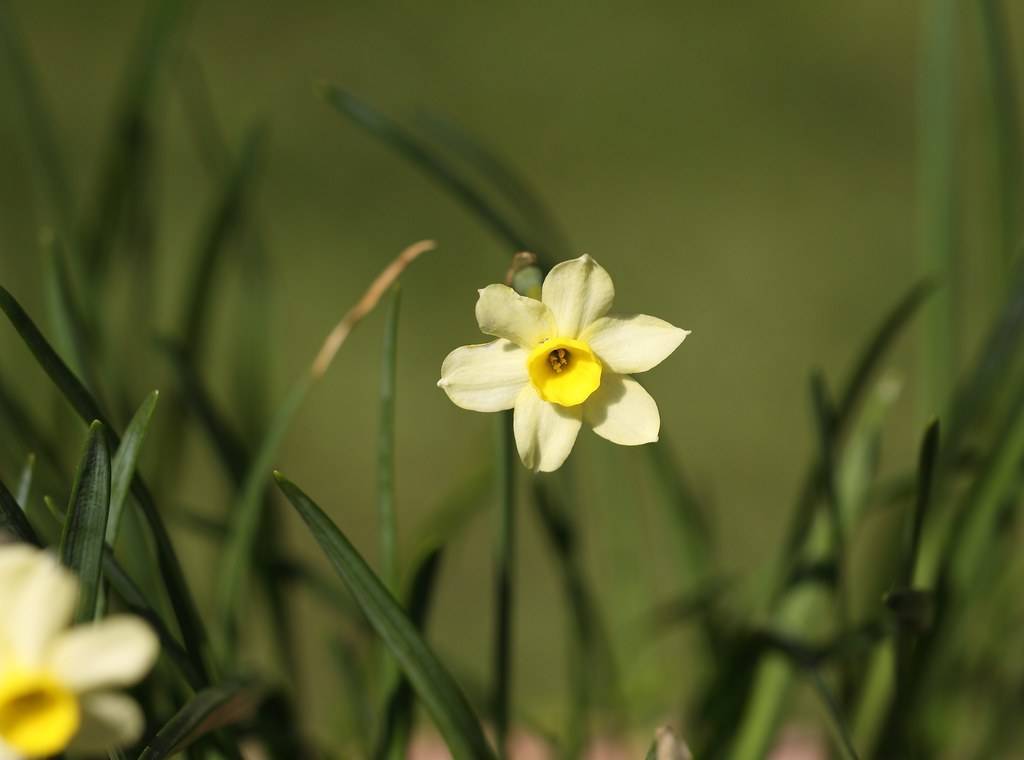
0,3,1023,758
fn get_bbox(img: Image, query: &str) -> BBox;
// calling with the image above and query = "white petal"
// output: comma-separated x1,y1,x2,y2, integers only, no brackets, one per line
0,738,19,760
541,254,614,338
581,314,689,374
68,692,145,753
9,550,78,666
0,543,44,621
513,387,582,472
584,374,660,445
475,284,556,347
438,339,530,412
48,615,158,693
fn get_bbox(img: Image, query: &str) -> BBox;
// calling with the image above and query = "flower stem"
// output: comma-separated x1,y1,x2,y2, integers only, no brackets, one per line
492,409,516,757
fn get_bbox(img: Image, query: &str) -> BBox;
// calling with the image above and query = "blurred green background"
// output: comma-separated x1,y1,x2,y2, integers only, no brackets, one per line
1,0,1021,749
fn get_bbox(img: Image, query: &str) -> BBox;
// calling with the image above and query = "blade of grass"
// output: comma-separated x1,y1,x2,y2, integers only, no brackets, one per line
321,87,543,265
0,477,40,544
0,285,210,680
59,421,110,622
533,478,622,757
416,111,572,258
915,0,958,428
274,472,496,760
216,241,434,654
378,285,400,591
179,126,265,356
15,453,35,509
772,280,933,604
978,0,1022,275
0,0,74,235
136,682,260,760
373,547,445,760
103,550,204,690
106,390,159,547
492,410,515,758
80,0,193,277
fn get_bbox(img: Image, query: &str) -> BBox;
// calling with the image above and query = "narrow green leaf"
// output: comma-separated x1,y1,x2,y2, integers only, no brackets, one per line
643,435,712,586
0,0,74,235
103,551,205,690
136,682,260,760
107,391,159,547
915,0,958,427
15,453,35,509
644,739,657,760
416,112,571,259
59,421,111,622
378,286,400,591
492,411,515,755
217,376,311,650
180,127,265,356
978,0,1022,274
321,86,540,261
374,547,445,760
0,477,40,545
805,668,861,760
775,281,933,595
0,286,210,678
42,233,101,394
275,472,496,760
901,421,940,587
81,0,193,276
533,479,621,757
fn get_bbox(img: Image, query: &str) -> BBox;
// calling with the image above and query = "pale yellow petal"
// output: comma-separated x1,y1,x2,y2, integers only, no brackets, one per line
48,616,158,693
438,339,530,412
9,550,77,666
540,254,614,337
475,284,556,347
581,314,689,374
584,374,660,445
68,692,144,753
513,387,582,472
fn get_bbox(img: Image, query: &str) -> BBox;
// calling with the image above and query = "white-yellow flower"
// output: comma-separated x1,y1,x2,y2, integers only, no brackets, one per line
0,543,158,759
438,254,689,471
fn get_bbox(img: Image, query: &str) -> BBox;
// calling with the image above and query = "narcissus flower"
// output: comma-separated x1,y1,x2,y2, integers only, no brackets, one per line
0,543,158,759
439,255,689,471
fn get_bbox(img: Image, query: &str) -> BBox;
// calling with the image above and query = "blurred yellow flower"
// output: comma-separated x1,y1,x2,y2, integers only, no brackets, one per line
0,544,158,759
439,254,689,471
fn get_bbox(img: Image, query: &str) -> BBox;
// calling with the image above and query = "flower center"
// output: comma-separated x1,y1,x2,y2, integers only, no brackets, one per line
0,671,80,758
527,337,602,407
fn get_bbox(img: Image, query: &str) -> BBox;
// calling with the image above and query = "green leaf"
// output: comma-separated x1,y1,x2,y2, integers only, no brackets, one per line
378,285,400,592
81,0,193,277
533,478,621,756
373,547,445,760
978,0,1022,273
644,738,657,760
492,411,515,754
0,286,210,679
275,472,496,760
776,281,933,593
0,477,40,545
901,421,940,587
321,86,540,261
107,390,159,547
103,551,205,690
416,112,571,259
59,421,111,622
15,453,35,509
0,0,74,235
217,377,311,651
180,126,265,356
136,682,260,760
805,667,861,760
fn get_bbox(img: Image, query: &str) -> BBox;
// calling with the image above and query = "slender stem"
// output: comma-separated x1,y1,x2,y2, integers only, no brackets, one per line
978,0,1022,275
492,410,516,757
378,286,401,591
915,0,958,430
